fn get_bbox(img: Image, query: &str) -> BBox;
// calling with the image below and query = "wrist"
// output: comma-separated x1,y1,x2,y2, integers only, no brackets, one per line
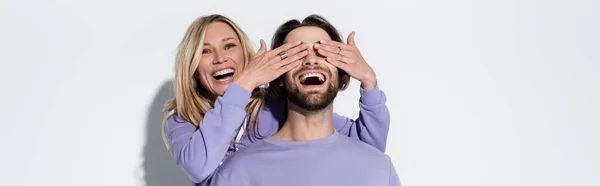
360,77,377,91
233,73,256,92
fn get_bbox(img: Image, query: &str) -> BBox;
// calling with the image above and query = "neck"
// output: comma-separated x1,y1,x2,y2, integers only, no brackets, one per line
272,102,335,141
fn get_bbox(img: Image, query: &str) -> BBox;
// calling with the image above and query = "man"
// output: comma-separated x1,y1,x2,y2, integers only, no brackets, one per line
202,15,400,186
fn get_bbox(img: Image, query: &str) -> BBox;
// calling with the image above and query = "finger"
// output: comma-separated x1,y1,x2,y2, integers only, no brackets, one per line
278,50,308,67
256,39,267,55
278,60,302,74
325,57,350,70
318,40,354,51
314,43,342,54
274,43,308,62
315,43,356,59
318,42,355,55
347,32,356,46
317,48,351,62
268,41,303,58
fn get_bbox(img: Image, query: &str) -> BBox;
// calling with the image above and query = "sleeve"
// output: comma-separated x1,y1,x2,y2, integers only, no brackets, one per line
332,82,391,152
388,158,401,186
197,171,233,186
165,83,251,183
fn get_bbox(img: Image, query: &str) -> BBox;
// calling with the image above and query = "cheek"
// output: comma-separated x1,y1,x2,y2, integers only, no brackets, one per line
230,48,245,67
280,72,296,87
329,70,341,85
196,59,211,75
196,59,213,85
322,63,338,76
284,73,295,84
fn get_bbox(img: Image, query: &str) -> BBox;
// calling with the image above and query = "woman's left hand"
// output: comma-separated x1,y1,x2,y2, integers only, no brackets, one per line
314,32,377,90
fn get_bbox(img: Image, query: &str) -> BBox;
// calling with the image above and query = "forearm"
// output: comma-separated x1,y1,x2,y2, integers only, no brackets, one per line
166,83,251,182
333,83,390,152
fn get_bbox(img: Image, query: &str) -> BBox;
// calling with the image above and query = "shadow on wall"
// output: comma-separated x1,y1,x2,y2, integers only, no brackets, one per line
143,80,193,186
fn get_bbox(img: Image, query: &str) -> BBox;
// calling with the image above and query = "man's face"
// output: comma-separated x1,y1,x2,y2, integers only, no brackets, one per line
281,26,339,111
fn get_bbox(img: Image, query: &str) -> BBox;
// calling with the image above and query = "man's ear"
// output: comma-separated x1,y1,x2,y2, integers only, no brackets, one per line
277,77,284,86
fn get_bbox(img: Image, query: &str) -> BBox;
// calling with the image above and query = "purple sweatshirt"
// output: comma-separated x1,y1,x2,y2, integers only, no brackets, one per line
202,132,401,186
165,83,390,183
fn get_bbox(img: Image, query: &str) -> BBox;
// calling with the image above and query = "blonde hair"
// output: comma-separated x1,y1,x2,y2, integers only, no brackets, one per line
161,14,265,149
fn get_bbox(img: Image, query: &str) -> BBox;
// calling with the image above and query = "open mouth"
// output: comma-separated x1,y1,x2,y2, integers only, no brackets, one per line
299,73,326,86
212,68,235,81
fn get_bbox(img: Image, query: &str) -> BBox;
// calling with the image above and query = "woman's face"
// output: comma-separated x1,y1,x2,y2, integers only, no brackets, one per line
196,22,245,97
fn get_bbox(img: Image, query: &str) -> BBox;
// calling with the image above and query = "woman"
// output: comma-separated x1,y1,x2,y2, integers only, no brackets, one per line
162,14,390,183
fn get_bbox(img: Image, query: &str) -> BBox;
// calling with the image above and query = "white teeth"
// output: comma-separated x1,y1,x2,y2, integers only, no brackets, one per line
217,76,232,81
213,68,234,76
300,73,325,82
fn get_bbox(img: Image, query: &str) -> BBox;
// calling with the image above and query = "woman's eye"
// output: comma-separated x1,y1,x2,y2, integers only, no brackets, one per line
202,49,211,54
225,43,237,49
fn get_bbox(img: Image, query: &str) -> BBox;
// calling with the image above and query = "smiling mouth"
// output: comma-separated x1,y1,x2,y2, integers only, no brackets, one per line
300,73,326,85
212,68,235,81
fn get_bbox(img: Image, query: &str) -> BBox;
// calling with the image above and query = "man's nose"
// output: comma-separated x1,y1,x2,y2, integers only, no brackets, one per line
303,45,318,66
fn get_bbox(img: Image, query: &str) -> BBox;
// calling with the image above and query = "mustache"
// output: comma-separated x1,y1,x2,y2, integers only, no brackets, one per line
292,66,331,78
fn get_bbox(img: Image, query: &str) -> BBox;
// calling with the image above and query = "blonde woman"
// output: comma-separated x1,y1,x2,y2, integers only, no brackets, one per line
163,14,390,184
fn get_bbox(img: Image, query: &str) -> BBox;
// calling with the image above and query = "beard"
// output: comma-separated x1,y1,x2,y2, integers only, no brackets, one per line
283,77,338,112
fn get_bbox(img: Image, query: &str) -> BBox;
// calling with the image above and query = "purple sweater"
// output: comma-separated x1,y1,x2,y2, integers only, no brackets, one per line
165,83,390,183
202,132,400,186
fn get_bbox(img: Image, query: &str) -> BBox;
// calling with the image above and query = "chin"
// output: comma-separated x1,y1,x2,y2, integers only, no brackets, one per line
285,82,338,112
214,85,229,96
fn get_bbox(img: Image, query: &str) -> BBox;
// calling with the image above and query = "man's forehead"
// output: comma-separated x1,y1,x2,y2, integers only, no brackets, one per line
283,26,331,44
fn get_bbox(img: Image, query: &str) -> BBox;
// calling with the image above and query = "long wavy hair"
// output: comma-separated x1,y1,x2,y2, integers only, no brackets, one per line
161,14,264,149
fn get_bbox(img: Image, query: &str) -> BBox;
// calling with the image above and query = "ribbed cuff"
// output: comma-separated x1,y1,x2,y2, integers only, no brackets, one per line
360,83,383,106
221,83,252,109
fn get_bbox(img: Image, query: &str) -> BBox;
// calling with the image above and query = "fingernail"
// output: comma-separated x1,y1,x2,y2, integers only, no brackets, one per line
320,40,326,43
314,43,320,48
296,41,302,44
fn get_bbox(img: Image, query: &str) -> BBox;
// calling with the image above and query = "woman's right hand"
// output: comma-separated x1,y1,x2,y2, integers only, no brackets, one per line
234,39,308,92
